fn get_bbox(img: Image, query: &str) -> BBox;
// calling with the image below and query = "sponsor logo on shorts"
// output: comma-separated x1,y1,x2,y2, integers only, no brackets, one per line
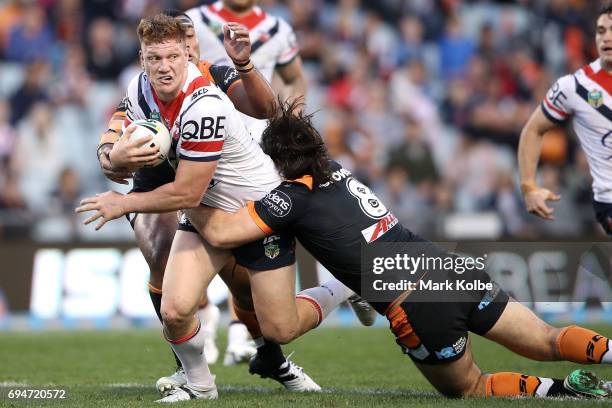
404,344,430,360
434,336,466,360
262,190,292,217
477,284,500,310
263,235,281,260
435,347,456,359
361,213,398,243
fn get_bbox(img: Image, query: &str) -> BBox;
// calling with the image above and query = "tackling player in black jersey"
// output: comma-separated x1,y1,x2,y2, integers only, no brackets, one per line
187,100,612,400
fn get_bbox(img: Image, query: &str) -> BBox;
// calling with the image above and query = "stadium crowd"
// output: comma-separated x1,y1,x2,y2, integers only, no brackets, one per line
0,0,604,240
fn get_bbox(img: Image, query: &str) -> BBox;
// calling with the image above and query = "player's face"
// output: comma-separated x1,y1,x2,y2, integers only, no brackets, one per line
184,26,200,62
223,0,255,13
596,14,612,69
140,39,189,102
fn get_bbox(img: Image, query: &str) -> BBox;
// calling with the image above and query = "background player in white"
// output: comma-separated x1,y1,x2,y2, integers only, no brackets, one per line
81,14,319,401
519,6,612,234
187,0,307,137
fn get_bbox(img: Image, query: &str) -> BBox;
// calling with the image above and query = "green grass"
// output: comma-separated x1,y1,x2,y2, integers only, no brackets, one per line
0,325,610,407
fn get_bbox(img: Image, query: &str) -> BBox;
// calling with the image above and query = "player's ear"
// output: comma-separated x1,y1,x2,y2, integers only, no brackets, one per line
139,50,144,70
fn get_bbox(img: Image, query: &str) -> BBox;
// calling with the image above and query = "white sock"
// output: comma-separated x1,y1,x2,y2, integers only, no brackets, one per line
197,303,220,340
228,321,250,346
296,278,353,324
167,322,215,390
603,340,612,363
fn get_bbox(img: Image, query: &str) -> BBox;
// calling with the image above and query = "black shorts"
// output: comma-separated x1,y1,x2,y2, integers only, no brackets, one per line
125,163,177,227
593,200,612,236
386,266,509,365
177,212,296,271
131,162,176,193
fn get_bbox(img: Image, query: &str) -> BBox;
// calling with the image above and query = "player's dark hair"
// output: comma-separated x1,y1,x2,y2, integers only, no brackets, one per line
162,9,194,25
600,3,612,19
261,98,332,187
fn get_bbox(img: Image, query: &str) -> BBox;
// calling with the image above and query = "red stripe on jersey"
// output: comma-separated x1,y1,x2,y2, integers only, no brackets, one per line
208,4,267,30
543,97,569,117
186,76,212,96
181,140,224,153
583,63,612,94
151,76,212,129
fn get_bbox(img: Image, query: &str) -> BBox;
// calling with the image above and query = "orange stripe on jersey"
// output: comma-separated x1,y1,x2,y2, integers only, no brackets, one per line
583,64,612,94
386,305,422,349
287,175,313,190
196,60,215,84
181,140,224,153
247,201,274,235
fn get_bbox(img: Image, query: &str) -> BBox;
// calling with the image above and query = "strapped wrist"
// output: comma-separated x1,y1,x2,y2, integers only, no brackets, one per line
232,58,251,67
97,142,114,160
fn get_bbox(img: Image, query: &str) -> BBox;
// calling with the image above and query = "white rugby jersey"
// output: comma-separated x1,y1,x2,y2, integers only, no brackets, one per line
541,59,612,203
124,63,281,212
186,1,298,82
186,2,299,140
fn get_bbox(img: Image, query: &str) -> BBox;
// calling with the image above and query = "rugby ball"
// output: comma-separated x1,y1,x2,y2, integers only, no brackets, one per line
129,119,171,166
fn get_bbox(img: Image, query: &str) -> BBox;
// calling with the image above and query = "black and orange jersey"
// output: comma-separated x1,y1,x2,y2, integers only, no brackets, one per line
248,161,420,313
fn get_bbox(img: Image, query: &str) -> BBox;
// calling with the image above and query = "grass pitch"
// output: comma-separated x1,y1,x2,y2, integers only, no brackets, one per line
0,325,611,407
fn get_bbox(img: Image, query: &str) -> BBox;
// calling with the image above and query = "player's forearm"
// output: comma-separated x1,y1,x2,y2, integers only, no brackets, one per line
98,113,124,147
286,74,307,106
517,127,544,192
122,182,202,214
238,65,276,118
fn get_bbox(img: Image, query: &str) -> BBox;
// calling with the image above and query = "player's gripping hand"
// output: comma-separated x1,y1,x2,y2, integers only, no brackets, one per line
223,22,251,64
97,143,133,185
522,184,561,220
75,191,126,230
109,125,160,172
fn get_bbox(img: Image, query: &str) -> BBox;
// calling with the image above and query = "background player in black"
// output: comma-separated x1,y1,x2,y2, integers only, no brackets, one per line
186,100,612,399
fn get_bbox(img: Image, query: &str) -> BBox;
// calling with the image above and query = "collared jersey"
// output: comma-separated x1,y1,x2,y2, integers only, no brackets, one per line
123,62,280,211
541,59,612,203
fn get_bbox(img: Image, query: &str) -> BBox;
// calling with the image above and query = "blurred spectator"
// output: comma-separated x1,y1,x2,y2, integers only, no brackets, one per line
386,117,438,186
85,17,124,80
5,3,54,63
11,102,64,214
0,0,25,56
52,45,91,106
8,60,50,125
0,99,16,167
50,0,84,44
49,167,81,216
438,16,475,78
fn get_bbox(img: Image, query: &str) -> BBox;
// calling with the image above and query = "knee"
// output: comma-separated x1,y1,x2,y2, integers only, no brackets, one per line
161,299,195,329
261,324,299,345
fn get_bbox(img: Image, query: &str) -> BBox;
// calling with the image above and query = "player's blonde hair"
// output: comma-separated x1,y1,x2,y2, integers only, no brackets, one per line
137,13,186,46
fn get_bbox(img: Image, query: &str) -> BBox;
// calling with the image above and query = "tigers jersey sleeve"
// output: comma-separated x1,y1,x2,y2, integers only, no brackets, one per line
276,17,299,67
249,181,310,233
209,64,241,94
176,93,227,162
541,74,575,124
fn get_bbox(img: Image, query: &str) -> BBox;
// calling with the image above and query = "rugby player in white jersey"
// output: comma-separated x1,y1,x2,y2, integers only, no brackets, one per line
519,6,612,234
97,12,272,392
82,14,323,401
186,0,306,137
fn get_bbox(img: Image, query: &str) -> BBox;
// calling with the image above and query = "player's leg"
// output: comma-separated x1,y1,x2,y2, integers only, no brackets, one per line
216,260,257,366
157,230,231,401
196,292,220,365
